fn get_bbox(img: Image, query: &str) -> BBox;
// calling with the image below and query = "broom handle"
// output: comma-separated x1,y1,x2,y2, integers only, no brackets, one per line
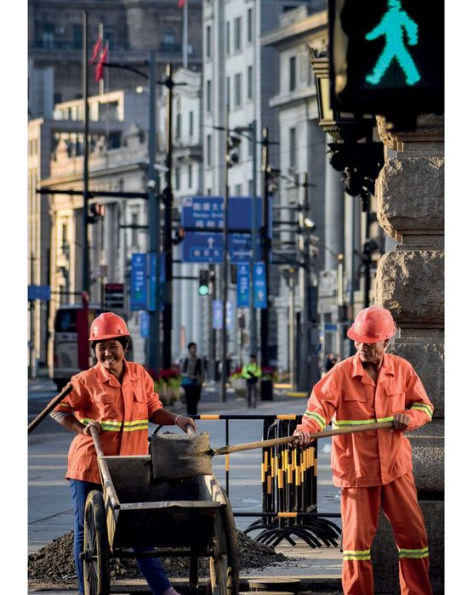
213,420,394,456
28,384,74,434
90,425,120,510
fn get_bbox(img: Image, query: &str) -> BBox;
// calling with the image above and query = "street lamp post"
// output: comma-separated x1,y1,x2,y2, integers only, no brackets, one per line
82,10,90,295
260,127,270,369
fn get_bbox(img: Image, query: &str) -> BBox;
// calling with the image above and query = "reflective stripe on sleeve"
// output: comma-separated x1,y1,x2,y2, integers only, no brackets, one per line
333,416,394,428
398,546,429,559
343,549,371,561
410,403,433,420
304,411,326,430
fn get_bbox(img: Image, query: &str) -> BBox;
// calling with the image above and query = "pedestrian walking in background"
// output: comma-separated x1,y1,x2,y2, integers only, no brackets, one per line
294,306,433,595
181,342,206,415
324,352,337,372
50,312,196,595
241,354,262,408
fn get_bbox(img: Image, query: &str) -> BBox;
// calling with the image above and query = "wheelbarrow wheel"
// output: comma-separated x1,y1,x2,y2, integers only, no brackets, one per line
83,490,110,595
209,489,239,595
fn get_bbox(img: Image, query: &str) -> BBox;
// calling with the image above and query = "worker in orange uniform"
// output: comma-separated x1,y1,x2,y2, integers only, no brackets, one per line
51,312,196,595
293,306,433,595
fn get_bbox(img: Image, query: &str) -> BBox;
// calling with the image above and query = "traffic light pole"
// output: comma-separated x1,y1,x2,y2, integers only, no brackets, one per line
162,64,174,370
260,127,270,368
249,120,258,358
82,10,90,295
221,105,230,403
148,51,160,372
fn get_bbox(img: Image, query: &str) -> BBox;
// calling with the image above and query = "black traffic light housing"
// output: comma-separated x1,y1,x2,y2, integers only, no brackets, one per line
329,0,444,126
198,269,210,296
88,202,105,224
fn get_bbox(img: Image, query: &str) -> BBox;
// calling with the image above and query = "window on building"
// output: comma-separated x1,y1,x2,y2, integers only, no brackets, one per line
42,23,55,48
289,127,297,170
234,73,242,107
61,224,68,252
53,92,62,105
247,65,253,100
206,134,212,167
73,25,83,50
226,76,231,107
189,111,194,137
106,28,115,50
289,56,296,92
206,24,211,59
248,179,254,196
226,21,231,55
206,188,212,196
206,79,212,112
175,167,181,191
234,17,242,51
188,164,193,188
234,183,242,195
175,112,181,138
247,8,253,43
131,212,138,247
107,132,121,150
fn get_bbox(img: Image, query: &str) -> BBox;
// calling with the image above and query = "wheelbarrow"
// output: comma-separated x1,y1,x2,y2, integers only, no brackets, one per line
83,426,239,595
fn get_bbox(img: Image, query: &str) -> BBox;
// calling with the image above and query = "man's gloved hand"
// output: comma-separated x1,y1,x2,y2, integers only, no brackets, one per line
292,429,315,447
393,413,410,431
174,415,197,433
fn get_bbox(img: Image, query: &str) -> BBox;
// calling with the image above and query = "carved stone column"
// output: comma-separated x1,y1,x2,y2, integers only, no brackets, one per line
371,114,444,593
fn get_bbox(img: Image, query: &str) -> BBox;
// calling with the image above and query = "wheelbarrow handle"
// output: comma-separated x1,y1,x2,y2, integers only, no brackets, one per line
89,425,120,510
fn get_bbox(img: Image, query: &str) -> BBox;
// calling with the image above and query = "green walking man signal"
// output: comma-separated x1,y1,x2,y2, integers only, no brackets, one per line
365,0,420,87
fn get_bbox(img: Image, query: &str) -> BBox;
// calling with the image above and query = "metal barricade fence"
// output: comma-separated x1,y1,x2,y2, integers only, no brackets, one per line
183,414,341,549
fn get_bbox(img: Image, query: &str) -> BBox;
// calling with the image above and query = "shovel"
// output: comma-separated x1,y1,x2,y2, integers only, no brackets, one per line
151,420,394,480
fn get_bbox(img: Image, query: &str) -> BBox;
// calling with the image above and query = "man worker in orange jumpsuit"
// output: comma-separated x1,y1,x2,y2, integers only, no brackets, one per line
293,306,433,595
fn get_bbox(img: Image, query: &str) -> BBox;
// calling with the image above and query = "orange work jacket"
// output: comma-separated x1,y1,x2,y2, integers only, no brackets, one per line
53,360,163,484
297,353,434,488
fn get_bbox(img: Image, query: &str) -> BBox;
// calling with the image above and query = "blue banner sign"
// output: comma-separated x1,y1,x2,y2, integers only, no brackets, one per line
130,253,148,311
28,285,51,301
140,311,150,338
253,261,267,309
236,263,250,308
212,300,223,330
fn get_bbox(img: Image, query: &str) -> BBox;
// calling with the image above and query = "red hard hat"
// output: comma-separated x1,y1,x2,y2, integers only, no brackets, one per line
347,306,396,344
89,312,130,341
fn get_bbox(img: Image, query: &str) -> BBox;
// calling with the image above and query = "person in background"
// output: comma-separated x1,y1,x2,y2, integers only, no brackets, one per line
325,352,337,372
181,342,206,416
241,354,262,408
50,312,196,595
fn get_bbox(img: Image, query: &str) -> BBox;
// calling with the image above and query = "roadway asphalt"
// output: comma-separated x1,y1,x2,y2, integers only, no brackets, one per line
27,378,342,594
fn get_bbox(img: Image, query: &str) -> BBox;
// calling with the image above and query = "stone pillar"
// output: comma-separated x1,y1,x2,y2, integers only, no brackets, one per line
324,134,345,270
372,114,444,594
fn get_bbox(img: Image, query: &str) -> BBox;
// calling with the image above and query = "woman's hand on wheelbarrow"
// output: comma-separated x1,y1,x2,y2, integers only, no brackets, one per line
173,414,197,433
82,420,102,436
292,429,315,447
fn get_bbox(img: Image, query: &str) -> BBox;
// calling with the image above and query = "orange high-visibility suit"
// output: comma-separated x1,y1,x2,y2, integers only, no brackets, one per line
297,353,433,595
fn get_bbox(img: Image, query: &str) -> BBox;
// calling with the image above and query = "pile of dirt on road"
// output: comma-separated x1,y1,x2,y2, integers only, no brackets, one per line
28,530,287,585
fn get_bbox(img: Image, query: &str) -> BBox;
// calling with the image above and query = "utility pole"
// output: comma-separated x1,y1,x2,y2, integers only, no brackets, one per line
82,10,90,295
162,64,174,370
260,127,270,368
249,119,258,358
221,105,230,403
148,50,160,372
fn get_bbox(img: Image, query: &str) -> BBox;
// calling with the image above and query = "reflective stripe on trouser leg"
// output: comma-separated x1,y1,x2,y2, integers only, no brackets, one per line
381,472,432,595
341,484,381,595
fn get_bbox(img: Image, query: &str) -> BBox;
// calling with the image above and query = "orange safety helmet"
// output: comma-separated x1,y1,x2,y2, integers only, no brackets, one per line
89,312,130,341
347,306,396,344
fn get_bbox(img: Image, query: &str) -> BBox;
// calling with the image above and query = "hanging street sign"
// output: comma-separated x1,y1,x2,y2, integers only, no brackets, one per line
130,253,148,311
236,263,250,308
140,311,150,338
253,261,267,309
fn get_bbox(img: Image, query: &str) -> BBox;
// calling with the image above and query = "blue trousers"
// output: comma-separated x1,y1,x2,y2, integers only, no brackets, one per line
69,479,172,595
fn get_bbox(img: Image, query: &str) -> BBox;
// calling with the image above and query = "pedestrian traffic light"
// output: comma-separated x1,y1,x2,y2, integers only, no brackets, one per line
329,0,444,122
226,134,241,168
198,269,210,296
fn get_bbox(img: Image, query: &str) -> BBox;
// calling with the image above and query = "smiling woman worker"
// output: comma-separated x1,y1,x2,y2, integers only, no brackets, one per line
50,312,196,595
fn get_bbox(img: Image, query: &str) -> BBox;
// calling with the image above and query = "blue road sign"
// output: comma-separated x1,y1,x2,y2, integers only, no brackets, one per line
148,253,165,312
28,285,51,301
253,261,267,309
236,263,250,308
181,196,268,264
130,253,147,311
226,300,234,330
140,311,150,338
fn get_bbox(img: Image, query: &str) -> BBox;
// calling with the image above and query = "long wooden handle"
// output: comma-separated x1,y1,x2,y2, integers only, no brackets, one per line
28,384,74,435
90,425,120,510
213,420,394,456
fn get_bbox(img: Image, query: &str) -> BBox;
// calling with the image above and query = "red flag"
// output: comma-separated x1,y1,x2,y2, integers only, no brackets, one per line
178,0,186,7
90,37,102,65
95,43,108,82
